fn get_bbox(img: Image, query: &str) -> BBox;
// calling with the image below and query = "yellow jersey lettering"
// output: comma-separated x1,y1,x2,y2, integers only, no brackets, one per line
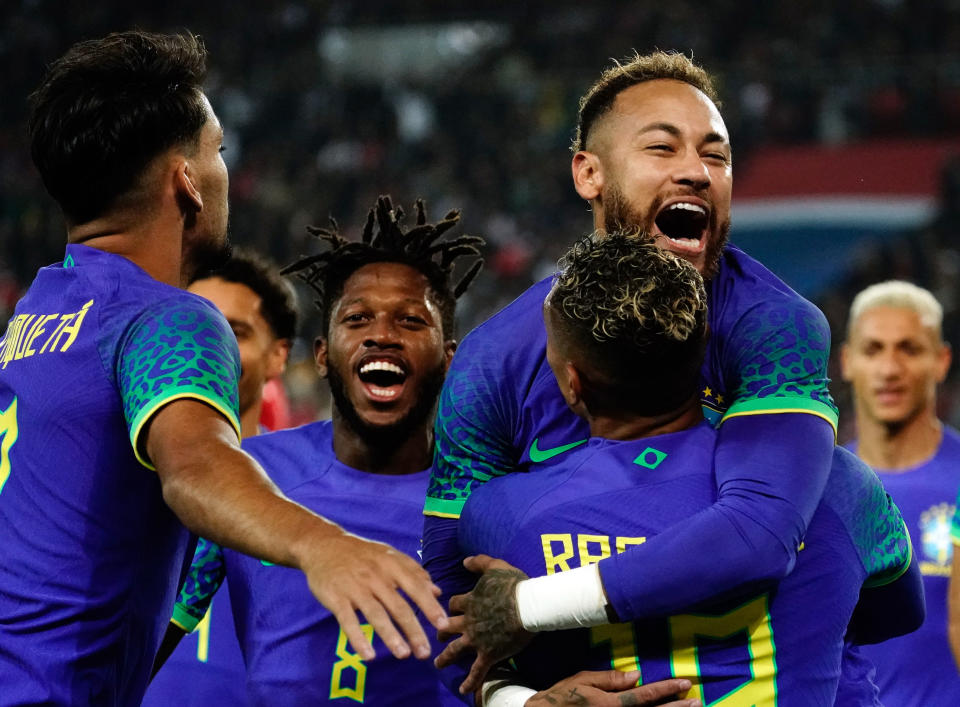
0,397,18,495
616,536,646,553
38,314,68,354
578,534,612,566
669,595,777,705
330,624,374,702
541,534,575,575
195,608,211,663
1,316,26,368
0,302,95,366
13,315,37,360
591,622,642,679
24,314,58,358
55,300,94,353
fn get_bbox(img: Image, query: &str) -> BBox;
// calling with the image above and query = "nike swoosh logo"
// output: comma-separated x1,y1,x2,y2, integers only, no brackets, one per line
529,437,587,463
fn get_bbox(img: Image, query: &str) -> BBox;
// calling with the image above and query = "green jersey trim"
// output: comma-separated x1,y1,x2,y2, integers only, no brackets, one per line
171,603,202,633
862,519,913,589
721,397,839,435
424,497,465,519
129,389,242,470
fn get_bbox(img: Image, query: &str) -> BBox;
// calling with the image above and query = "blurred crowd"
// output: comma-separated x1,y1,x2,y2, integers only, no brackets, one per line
2,0,960,427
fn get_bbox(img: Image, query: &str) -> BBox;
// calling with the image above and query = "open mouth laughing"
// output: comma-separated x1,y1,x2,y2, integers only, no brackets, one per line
357,356,409,402
653,198,711,257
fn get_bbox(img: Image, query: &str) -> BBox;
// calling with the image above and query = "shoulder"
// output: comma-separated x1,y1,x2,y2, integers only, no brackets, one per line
452,276,551,366
711,245,827,332
242,420,335,491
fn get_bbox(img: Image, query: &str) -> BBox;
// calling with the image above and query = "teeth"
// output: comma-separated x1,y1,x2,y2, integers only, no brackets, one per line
666,202,706,215
360,361,404,376
668,237,700,246
369,387,399,398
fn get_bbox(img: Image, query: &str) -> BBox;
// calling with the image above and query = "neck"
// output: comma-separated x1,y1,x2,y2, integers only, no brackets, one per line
855,407,943,471
67,211,185,287
586,393,703,441
331,408,433,474
239,399,263,440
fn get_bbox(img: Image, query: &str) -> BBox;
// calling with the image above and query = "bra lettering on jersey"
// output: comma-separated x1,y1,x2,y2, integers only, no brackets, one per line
541,533,647,574
1,300,94,369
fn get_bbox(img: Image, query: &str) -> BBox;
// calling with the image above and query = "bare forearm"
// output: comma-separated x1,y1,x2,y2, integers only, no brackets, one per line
157,438,344,569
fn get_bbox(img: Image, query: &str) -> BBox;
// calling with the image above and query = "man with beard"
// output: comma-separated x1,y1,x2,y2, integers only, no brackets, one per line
426,51,839,694
0,33,445,706
218,197,479,705
145,249,298,706
461,235,921,706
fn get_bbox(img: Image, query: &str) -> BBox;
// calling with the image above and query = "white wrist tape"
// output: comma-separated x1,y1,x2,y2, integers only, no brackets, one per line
482,680,537,707
515,562,609,631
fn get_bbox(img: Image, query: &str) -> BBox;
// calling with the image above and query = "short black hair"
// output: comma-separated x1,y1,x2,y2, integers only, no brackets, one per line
283,195,483,338
192,248,298,341
573,50,719,153
548,232,707,416
29,30,209,223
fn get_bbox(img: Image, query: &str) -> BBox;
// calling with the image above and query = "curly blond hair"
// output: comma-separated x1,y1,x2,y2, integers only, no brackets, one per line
548,232,707,415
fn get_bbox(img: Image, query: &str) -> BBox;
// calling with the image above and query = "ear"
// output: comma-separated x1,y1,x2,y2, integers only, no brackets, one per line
936,343,952,384
314,336,329,379
839,343,852,382
562,361,584,408
175,160,203,213
442,340,457,372
572,151,604,201
265,338,292,380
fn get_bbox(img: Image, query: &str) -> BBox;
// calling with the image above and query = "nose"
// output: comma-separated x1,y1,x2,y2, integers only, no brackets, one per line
363,316,401,349
672,149,711,191
876,351,904,378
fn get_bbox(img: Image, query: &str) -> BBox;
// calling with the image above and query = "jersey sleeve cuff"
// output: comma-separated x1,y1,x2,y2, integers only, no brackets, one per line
423,497,465,519
129,388,242,470
171,603,203,633
863,520,914,589
720,397,839,437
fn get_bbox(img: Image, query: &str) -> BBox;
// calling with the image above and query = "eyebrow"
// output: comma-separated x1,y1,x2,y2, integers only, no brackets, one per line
338,296,430,308
638,122,728,145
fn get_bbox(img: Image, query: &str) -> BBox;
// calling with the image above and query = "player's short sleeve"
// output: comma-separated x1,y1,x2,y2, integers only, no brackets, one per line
720,296,838,433
115,294,241,469
829,451,911,587
172,537,226,633
424,335,518,519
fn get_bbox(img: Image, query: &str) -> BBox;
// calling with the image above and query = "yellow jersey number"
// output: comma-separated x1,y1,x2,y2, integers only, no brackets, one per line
330,624,374,702
0,397,18,495
591,595,777,706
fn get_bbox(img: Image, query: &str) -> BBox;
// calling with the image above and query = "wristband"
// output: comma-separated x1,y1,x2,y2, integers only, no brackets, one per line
515,562,609,631
482,680,537,707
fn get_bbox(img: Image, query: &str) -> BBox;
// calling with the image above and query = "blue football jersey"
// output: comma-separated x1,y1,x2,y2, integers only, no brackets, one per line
426,244,837,519
225,420,458,706
460,423,910,706
141,569,247,707
847,426,960,706
0,245,240,706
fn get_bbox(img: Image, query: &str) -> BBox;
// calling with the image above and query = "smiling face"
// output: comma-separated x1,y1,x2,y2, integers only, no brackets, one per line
572,79,732,278
316,262,455,437
842,305,951,430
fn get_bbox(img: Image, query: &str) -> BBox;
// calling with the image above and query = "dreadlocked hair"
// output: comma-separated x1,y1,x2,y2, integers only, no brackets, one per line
282,195,484,337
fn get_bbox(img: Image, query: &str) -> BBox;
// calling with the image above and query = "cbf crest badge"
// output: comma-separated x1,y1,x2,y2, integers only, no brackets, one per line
919,502,955,576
